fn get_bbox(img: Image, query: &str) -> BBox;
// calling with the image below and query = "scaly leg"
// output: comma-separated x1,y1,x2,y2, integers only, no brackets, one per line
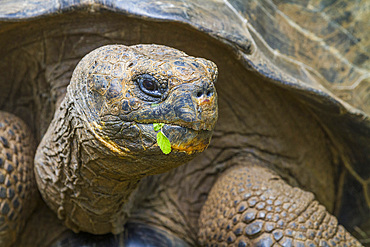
199,164,362,246
0,111,37,247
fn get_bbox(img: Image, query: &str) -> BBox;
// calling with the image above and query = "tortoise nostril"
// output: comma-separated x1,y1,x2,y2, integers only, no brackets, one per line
196,84,214,98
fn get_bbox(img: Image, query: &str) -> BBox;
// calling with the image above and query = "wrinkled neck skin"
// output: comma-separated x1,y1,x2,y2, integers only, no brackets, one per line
34,85,211,234
33,44,218,235
34,92,173,235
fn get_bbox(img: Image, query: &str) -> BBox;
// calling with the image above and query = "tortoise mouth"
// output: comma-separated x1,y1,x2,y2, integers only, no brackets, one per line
143,119,214,132
133,121,214,154
89,116,214,153
160,123,213,154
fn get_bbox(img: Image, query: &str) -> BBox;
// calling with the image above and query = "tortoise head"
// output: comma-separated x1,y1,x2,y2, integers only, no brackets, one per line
68,44,218,174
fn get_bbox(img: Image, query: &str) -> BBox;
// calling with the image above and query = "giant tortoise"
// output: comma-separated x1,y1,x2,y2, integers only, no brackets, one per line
0,0,369,246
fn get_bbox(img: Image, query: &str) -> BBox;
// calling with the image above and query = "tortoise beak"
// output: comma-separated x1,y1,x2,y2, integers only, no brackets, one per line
157,80,218,131
191,80,218,131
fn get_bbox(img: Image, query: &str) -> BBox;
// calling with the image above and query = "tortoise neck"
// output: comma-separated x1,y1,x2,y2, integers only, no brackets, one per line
34,95,143,235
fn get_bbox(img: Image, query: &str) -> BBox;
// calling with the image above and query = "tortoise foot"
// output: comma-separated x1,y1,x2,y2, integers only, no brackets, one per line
198,164,362,246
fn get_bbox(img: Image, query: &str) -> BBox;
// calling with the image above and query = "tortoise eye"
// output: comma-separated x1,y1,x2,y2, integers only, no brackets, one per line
136,74,162,97
142,79,156,91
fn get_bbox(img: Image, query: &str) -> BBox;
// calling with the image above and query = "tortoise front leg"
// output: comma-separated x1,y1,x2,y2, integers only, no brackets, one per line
0,111,37,247
198,164,361,246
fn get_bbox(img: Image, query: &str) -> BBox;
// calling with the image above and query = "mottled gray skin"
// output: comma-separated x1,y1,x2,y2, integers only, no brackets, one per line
34,44,218,235
0,0,368,246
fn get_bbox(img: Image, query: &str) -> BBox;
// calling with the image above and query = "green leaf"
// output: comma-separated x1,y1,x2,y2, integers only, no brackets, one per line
153,123,164,132
157,131,171,154
151,103,159,108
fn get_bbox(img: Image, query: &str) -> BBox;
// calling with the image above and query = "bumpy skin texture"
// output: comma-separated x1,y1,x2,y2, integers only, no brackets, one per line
0,1,369,244
34,44,218,235
0,111,37,247
199,163,361,246
0,41,363,246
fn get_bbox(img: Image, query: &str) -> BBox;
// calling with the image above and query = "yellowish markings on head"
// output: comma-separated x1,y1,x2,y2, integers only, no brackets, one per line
91,121,130,156
171,141,209,155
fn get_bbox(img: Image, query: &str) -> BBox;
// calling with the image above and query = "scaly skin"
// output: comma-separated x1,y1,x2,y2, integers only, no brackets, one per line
0,44,363,246
198,161,362,246
33,44,218,235
0,111,37,247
